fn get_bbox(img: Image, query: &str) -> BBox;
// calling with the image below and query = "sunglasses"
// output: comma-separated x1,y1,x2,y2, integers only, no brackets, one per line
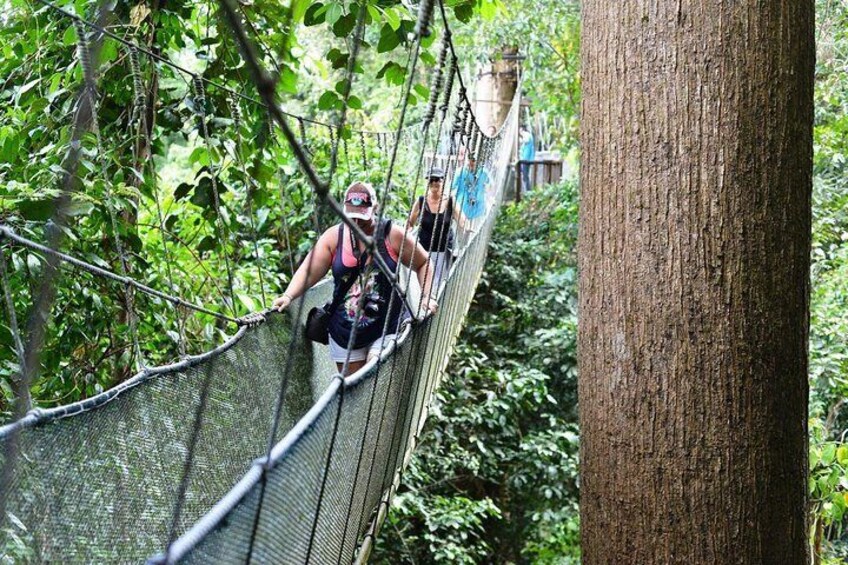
345,196,372,207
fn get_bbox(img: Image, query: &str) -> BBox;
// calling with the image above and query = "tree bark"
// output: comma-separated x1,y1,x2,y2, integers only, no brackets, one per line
578,2,814,563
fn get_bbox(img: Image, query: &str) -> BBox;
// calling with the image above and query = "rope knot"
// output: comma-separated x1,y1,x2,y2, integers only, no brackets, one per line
414,0,435,37
228,96,242,131
191,76,207,116
440,56,457,117
127,46,146,123
73,21,92,77
424,32,450,125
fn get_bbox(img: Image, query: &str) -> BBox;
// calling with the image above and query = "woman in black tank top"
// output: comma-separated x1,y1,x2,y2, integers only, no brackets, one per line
407,168,463,297
266,182,439,376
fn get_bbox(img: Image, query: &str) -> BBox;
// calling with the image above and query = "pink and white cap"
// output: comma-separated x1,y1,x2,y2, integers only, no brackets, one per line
343,182,376,221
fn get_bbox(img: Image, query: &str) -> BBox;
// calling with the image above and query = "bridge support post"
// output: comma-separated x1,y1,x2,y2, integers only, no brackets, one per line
474,47,519,134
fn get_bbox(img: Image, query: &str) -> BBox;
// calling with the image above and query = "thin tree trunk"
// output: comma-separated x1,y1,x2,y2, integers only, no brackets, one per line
578,2,814,563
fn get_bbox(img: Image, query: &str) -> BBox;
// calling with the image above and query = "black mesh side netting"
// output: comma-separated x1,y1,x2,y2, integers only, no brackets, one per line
0,286,328,563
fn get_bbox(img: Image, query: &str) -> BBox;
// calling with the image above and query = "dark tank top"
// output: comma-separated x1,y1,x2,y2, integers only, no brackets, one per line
418,195,454,252
327,220,403,349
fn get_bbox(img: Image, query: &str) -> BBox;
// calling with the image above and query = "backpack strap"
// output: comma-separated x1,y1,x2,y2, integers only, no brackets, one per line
330,223,344,263
328,268,359,313
327,224,367,313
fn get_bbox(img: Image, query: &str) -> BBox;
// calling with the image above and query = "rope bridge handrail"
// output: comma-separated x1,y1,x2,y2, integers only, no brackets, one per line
0,0,521,561
0,226,241,326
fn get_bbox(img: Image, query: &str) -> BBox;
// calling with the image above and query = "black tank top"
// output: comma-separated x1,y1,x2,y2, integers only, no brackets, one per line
327,221,403,348
418,195,454,252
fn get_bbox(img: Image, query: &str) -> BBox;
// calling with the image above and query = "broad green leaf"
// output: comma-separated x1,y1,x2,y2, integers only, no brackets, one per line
823,443,837,465
377,61,406,85
332,13,356,37
66,198,94,217
332,54,350,69
479,0,498,20
318,90,340,110
17,78,40,97
366,4,380,23
376,61,394,79
837,445,848,465
454,2,473,22
189,146,210,167
324,1,343,25
174,183,193,201
384,6,401,30
279,66,298,95
347,95,362,109
196,235,217,253
17,199,53,221
326,47,344,63
0,132,20,162
26,252,41,274
377,24,401,53
414,84,430,99
420,32,436,49
292,0,311,22
303,2,326,26
125,232,144,253
48,72,63,95
100,38,119,65
62,24,77,46
237,292,256,312
335,78,351,96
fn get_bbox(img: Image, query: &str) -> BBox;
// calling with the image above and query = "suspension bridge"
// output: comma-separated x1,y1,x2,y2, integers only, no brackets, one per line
0,0,520,562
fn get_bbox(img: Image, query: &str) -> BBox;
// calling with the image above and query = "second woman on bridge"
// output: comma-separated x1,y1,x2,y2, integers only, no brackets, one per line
406,167,462,296
272,182,438,376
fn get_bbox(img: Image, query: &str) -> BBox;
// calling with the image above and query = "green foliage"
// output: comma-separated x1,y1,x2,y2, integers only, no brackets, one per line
386,494,502,564
811,0,848,417
0,0,469,417
374,180,581,564
451,0,580,150
1,511,35,564
810,418,848,560
804,0,848,561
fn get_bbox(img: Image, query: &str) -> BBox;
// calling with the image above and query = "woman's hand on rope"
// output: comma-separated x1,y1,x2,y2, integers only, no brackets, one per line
273,293,293,312
425,297,439,316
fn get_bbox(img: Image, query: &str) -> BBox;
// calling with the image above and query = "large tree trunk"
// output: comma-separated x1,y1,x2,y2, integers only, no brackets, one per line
578,2,814,563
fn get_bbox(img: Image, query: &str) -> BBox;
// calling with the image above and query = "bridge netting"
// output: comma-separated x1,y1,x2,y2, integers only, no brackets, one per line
0,0,520,562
